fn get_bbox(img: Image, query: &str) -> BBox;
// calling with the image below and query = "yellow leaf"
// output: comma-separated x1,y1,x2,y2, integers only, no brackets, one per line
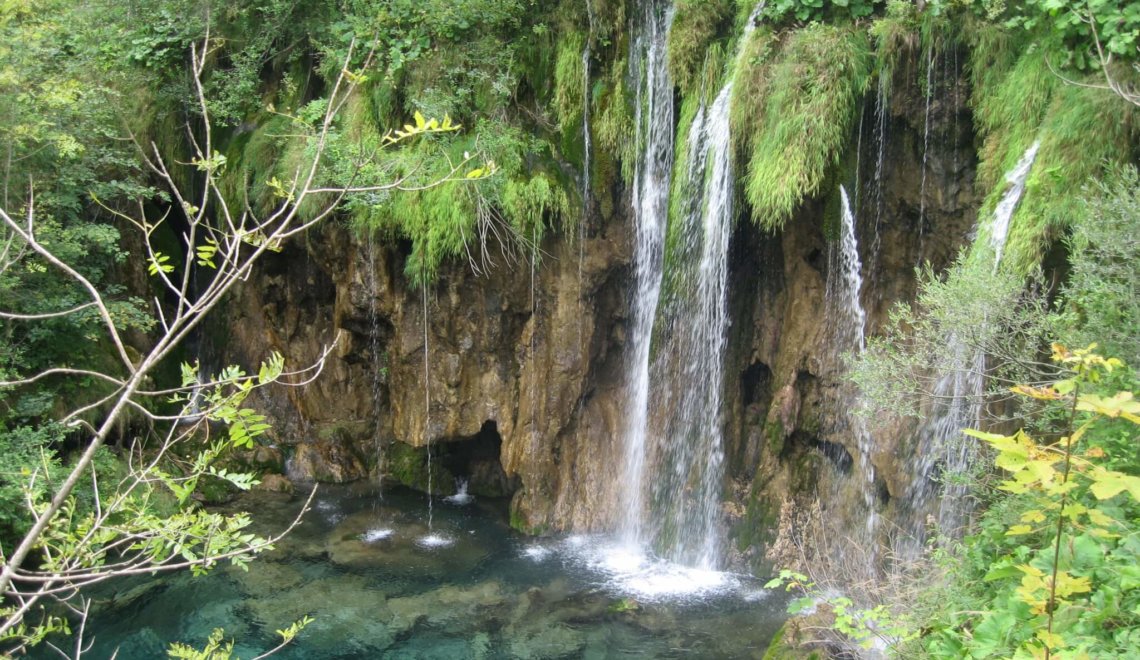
1011,384,1063,400
1087,508,1115,527
1036,629,1065,651
1055,571,1092,598
1018,564,1045,577
414,110,426,129
1090,527,1120,539
1020,509,1046,524
1006,524,1034,536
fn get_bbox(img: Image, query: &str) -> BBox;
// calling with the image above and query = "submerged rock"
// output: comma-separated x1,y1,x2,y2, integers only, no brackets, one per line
325,510,490,576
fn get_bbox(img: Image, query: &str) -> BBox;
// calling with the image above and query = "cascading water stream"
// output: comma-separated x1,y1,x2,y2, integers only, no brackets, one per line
827,186,879,546
989,141,1040,269
618,0,675,550
898,140,1041,558
622,1,764,570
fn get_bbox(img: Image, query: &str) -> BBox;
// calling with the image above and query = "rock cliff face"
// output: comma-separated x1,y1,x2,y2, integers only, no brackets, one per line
217,186,640,533
216,42,980,570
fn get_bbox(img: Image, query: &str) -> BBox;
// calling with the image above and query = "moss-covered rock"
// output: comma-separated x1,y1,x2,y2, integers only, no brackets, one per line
386,441,456,496
666,0,733,95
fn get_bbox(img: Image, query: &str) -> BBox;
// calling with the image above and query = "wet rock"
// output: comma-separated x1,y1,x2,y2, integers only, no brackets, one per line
254,473,294,494
289,426,367,482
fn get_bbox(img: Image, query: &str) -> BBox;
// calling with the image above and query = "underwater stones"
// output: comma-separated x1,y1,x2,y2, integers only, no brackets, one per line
505,624,586,659
227,560,305,594
386,581,508,633
110,627,166,657
243,575,395,652
325,510,489,575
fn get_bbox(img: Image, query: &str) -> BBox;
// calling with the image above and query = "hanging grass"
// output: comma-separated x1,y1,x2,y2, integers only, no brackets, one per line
733,23,872,231
969,29,1138,274
667,0,733,96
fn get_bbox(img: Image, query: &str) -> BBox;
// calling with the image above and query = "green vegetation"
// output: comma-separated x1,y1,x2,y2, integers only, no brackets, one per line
1063,168,1140,367
968,25,1137,273
833,164,1140,658
666,0,733,95
3,0,1140,655
732,24,872,230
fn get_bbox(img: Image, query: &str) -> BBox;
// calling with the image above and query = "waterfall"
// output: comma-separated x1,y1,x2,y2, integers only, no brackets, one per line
826,186,880,559
989,141,1040,269
652,80,734,568
618,0,675,549
899,140,1041,557
831,186,867,352
621,1,764,569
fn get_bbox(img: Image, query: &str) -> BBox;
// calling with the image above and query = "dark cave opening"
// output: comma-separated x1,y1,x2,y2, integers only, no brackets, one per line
436,420,518,499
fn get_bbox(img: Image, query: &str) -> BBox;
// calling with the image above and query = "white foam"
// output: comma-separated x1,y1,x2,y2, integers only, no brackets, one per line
361,528,394,543
522,546,552,561
559,537,743,603
417,533,454,549
444,493,474,506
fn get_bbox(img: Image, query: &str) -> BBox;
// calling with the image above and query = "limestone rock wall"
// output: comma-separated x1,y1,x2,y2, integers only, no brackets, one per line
215,195,639,533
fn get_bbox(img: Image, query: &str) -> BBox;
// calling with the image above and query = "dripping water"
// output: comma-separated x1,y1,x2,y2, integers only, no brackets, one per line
530,223,539,460
365,233,386,495
916,43,935,265
579,18,592,381
871,72,889,269
422,274,433,530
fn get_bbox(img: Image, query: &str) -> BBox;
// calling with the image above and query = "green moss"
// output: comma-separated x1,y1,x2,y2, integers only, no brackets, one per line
765,419,785,456
508,500,548,535
593,55,637,185
386,442,455,495
350,119,571,284
659,93,706,308
733,24,872,230
762,623,821,660
666,0,733,95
